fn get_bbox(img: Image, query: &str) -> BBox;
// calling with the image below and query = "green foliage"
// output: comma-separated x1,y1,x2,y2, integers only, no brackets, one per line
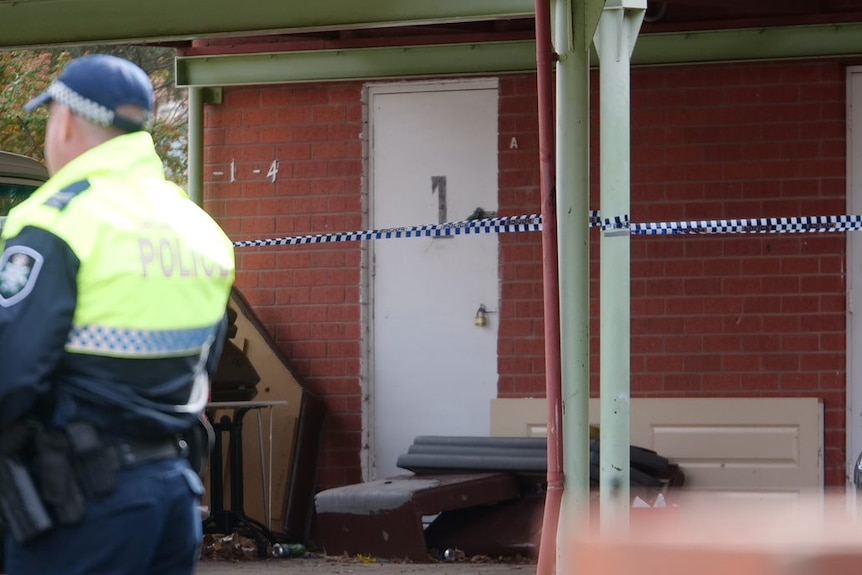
0,50,70,159
0,46,188,185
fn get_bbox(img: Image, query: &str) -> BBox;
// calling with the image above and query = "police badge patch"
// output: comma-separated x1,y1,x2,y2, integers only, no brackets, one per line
0,246,44,307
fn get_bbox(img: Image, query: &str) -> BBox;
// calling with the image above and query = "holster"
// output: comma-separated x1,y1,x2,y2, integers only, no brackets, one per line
0,457,53,544
0,422,53,544
185,416,215,478
0,420,123,544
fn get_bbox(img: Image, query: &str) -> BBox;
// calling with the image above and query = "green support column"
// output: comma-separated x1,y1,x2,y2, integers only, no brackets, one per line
552,0,602,563
187,87,204,206
594,0,644,529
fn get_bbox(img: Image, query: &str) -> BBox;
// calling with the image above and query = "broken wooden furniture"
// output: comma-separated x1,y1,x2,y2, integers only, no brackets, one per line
315,472,521,561
315,435,681,560
204,288,327,549
204,400,287,557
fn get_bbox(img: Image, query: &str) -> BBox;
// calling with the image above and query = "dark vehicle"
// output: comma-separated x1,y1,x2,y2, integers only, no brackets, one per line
0,150,48,232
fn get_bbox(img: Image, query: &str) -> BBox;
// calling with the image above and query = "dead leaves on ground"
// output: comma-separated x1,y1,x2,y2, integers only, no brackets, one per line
201,533,261,561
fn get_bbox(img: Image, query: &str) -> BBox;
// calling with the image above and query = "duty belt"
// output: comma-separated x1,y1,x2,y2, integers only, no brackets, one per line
110,437,189,468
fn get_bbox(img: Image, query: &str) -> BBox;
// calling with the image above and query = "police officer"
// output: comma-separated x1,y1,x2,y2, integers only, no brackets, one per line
0,54,235,574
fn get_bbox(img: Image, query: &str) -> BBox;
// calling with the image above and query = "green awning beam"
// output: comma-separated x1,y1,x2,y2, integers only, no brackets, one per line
176,21,862,88
176,41,538,87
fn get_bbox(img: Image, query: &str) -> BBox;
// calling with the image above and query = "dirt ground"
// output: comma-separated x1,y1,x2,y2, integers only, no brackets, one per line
196,530,538,575
196,555,537,575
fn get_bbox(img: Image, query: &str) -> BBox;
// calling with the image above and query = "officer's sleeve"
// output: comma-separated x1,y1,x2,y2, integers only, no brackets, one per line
205,312,229,379
0,226,78,431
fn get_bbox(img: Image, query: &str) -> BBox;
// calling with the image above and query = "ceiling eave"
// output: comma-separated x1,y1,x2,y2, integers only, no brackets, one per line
0,0,535,49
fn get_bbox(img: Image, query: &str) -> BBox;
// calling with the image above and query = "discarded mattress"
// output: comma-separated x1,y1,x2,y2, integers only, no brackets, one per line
396,435,680,489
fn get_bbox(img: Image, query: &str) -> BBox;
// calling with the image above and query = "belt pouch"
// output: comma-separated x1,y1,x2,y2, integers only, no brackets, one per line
34,428,85,525
65,422,117,498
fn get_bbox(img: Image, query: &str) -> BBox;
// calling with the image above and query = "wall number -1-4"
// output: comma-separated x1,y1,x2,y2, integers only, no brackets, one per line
267,160,279,183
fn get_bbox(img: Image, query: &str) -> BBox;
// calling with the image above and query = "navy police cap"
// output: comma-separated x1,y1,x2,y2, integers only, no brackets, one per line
25,54,154,133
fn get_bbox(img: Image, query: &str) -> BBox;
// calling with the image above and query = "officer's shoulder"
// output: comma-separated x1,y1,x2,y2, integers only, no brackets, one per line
43,180,91,211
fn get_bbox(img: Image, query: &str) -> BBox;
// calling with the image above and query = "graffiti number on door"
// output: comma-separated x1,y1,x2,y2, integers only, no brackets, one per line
431,176,447,224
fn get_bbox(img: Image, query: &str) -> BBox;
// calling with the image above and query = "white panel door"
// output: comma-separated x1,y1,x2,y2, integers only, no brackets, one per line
368,79,499,479
491,397,824,498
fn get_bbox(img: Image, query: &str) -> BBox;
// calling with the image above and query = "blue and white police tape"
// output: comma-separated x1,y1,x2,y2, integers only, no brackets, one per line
231,213,545,248
630,214,862,235
232,212,862,248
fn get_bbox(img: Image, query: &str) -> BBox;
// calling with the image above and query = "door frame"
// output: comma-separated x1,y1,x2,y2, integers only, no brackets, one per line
846,66,862,487
360,77,500,480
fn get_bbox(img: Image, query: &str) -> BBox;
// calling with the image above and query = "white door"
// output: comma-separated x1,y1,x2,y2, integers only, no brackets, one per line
847,67,862,486
367,79,499,479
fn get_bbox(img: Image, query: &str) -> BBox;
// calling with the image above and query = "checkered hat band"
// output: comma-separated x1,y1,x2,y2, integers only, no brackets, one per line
48,81,115,127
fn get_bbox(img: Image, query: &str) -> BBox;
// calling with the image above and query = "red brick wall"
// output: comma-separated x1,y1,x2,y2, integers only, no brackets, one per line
498,75,545,396
204,58,848,490
626,60,847,485
203,83,366,489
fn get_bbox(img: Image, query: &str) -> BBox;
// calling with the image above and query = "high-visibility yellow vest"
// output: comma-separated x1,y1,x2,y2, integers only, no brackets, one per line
2,132,235,358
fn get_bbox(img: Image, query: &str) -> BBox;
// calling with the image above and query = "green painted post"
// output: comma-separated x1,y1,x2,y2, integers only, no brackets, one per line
552,0,602,567
594,0,644,530
187,87,204,207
